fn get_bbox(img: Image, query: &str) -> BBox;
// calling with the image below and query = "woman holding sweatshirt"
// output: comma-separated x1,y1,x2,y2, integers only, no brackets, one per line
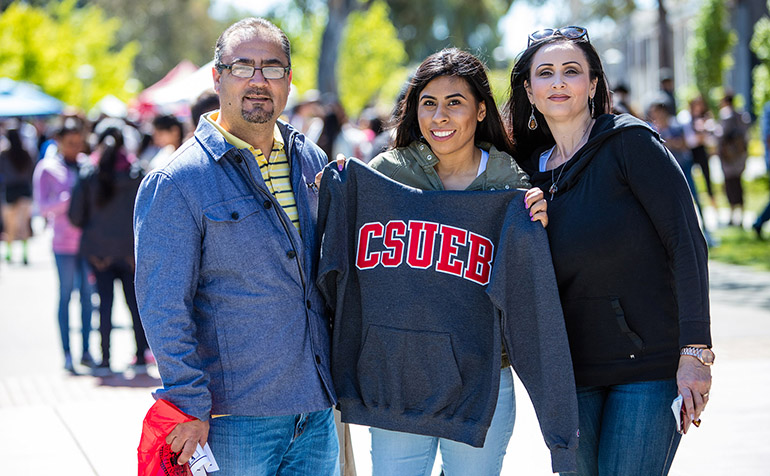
505,27,713,475
365,48,550,476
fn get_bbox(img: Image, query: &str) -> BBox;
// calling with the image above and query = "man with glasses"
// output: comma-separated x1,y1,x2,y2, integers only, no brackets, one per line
134,18,340,474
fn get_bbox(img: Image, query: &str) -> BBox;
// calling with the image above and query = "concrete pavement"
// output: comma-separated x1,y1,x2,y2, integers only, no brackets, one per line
1,225,768,475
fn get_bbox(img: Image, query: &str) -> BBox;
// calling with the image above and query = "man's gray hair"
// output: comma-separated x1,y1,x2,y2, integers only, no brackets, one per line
214,18,291,70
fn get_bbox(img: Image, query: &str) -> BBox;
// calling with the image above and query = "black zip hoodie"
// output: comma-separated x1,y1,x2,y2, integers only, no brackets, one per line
527,113,711,387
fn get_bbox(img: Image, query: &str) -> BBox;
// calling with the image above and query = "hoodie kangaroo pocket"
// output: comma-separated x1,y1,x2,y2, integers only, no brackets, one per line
357,324,463,414
563,296,645,365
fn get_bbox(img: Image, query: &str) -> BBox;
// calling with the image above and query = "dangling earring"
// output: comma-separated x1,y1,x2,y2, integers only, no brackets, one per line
589,97,595,117
528,104,538,131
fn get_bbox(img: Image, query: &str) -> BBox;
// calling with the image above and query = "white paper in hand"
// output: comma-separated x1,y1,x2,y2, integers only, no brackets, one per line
671,394,683,434
189,443,220,474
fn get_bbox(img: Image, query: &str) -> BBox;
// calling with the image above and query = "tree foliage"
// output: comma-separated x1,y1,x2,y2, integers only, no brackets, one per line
0,0,138,109
274,0,407,118
750,2,770,116
88,0,223,87
338,1,407,116
689,0,735,110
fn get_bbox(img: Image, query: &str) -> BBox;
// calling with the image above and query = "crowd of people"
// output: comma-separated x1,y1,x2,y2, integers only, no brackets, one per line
2,13,769,476
0,89,220,374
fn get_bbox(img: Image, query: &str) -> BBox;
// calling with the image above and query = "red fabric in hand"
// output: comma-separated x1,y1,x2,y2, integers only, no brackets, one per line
137,399,195,476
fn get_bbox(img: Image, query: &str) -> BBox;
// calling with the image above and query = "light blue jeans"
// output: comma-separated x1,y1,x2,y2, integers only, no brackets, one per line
207,408,340,476
567,378,682,476
53,253,92,357
370,367,515,476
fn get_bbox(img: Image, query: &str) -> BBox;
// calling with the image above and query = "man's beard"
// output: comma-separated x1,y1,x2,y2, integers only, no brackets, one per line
242,88,274,124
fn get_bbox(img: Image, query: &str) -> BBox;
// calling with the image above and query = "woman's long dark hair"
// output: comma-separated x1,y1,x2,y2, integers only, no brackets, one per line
4,128,34,173
393,48,514,155
504,36,612,164
95,127,124,207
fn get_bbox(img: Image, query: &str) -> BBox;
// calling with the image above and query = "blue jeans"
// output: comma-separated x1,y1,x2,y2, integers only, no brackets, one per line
566,379,682,476
54,253,92,357
207,408,339,476
370,367,515,476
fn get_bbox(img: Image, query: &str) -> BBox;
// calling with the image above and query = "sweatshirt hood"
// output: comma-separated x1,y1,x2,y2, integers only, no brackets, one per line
532,113,659,196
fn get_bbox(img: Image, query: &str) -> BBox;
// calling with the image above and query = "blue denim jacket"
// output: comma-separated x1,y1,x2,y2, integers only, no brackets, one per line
134,118,335,420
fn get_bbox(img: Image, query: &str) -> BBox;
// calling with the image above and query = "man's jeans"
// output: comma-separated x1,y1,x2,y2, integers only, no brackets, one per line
370,367,515,476
567,378,682,476
53,253,92,357
207,408,339,476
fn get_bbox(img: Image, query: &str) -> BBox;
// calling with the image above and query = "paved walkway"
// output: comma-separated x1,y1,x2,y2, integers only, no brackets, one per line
1,227,768,475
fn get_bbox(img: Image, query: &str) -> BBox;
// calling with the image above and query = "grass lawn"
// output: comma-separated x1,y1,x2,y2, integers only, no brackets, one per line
694,170,770,271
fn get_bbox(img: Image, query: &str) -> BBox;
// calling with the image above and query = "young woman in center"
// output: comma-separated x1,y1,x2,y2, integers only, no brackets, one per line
366,47,548,476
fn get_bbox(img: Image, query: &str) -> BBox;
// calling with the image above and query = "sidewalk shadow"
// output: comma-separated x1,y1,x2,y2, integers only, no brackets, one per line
709,267,770,311
96,371,161,388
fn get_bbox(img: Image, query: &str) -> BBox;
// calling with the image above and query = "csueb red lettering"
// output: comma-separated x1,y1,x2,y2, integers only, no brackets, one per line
464,232,494,285
406,220,440,269
356,222,384,269
382,220,407,267
435,224,468,277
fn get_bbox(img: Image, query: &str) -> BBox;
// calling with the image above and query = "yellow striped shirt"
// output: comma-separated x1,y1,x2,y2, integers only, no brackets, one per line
204,112,300,234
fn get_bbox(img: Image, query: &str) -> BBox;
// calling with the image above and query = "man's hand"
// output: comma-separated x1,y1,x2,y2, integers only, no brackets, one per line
314,154,347,190
525,187,548,228
166,418,210,465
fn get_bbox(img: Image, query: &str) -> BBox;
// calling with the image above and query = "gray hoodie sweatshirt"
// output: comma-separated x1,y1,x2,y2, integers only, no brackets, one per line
317,159,578,473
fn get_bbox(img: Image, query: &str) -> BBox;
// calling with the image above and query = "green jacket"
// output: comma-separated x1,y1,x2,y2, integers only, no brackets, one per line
368,141,530,192
369,140,532,368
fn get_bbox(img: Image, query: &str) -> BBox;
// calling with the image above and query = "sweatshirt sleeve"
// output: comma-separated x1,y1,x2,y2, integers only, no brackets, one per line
486,196,579,474
133,170,212,420
620,129,711,347
316,162,349,316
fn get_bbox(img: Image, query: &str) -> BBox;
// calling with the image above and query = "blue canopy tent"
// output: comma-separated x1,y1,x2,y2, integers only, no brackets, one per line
0,78,65,117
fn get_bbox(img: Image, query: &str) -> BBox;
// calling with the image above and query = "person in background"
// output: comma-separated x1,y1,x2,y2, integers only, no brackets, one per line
190,90,220,132
659,67,677,116
683,96,717,209
146,114,184,170
33,118,95,373
68,127,149,375
0,123,35,265
365,48,550,476
715,93,750,227
648,100,701,214
753,100,770,240
133,17,341,473
610,83,639,118
506,26,712,476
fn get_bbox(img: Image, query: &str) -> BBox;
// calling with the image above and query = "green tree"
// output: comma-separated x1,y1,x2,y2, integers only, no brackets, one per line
750,2,770,116
0,0,138,109
689,0,735,110
279,0,512,98
89,0,222,87
338,1,407,117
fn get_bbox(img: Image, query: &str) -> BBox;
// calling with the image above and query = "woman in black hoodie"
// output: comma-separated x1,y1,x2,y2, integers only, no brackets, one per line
505,27,713,476
69,126,149,374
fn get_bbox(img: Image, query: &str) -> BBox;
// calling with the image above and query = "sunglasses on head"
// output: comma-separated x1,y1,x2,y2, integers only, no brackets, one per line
528,26,589,46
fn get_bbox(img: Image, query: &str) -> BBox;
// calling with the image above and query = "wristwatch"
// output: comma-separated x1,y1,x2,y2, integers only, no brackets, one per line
680,346,715,366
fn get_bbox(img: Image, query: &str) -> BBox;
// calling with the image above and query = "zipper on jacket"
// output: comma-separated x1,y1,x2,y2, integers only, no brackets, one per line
237,147,308,293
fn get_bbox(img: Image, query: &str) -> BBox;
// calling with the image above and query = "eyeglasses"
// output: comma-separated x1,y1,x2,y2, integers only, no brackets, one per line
528,26,589,46
217,62,291,80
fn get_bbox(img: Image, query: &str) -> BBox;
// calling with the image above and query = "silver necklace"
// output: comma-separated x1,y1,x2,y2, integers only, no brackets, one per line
549,157,565,200
548,119,594,200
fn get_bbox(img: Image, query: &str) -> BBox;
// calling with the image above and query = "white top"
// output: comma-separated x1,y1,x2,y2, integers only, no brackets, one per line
477,148,489,177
